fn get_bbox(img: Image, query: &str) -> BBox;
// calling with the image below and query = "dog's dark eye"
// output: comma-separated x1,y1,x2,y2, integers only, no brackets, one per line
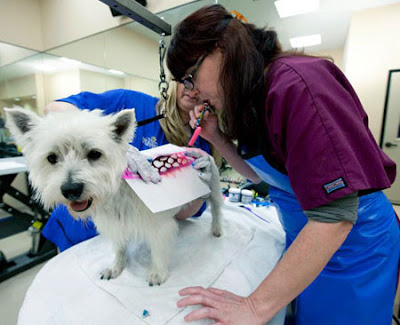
88,150,102,161
47,153,58,165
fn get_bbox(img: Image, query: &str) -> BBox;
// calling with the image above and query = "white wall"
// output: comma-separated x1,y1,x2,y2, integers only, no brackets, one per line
0,76,36,99
344,2,400,140
0,0,173,113
47,24,159,81
41,68,158,105
79,70,124,94
315,48,344,71
0,43,38,67
146,0,197,14
0,0,43,50
39,0,131,51
43,69,81,105
39,0,196,51
0,0,195,52
100,25,159,80
124,75,159,97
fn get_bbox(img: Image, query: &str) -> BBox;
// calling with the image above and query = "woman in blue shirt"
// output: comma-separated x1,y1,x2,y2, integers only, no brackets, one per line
42,82,216,251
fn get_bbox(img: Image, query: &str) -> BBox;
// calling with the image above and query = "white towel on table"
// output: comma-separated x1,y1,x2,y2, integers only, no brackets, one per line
18,202,286,325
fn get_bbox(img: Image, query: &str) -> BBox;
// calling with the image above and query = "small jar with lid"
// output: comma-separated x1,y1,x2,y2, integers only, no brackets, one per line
240,189,253,204
228,188,241,202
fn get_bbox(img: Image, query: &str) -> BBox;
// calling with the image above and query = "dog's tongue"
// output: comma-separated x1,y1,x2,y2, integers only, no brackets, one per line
70,200,89,212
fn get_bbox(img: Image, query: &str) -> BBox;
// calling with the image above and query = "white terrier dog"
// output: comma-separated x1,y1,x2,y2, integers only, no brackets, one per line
5,107,223,285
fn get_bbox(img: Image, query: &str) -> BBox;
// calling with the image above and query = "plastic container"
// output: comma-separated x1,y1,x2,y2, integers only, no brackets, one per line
29,225,41,255
228,188,241,202
241,189,253,204
28,220,43,256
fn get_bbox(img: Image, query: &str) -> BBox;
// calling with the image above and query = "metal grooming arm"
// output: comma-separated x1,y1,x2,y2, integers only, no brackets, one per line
98,0,172,36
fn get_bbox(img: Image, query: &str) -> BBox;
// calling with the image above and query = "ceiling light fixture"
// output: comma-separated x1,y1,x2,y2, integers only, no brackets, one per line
109,69,124,75
290,34,321,48
34,63,56,72
274,0,319,18
59,57,82,65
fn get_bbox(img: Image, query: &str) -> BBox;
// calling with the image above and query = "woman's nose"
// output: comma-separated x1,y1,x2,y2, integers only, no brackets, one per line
185,85,200,96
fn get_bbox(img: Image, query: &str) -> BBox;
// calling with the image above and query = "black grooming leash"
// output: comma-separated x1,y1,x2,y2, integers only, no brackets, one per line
136,114,165,127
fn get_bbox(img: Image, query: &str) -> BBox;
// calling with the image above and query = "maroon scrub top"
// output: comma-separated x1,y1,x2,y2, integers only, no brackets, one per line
264,56,396,210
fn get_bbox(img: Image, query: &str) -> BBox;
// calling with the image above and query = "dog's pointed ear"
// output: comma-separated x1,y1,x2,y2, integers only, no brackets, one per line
4,106,41,139
110,109,136,143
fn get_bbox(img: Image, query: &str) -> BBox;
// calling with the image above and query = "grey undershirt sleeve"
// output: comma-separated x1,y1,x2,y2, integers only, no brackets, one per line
304,192,359,224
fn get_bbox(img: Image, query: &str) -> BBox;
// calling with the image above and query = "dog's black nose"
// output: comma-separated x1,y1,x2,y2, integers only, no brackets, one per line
61,182,84,201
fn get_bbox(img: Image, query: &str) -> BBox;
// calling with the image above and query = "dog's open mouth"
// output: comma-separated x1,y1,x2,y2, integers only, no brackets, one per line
70,198,93,212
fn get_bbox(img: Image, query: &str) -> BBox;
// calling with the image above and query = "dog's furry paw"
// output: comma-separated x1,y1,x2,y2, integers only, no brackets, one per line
211,221,222,237
212,227,222,237
100,267,123,280
147,269,168,286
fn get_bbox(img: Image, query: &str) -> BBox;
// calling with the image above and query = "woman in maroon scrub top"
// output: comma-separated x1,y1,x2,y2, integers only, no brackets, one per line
167,5,400,325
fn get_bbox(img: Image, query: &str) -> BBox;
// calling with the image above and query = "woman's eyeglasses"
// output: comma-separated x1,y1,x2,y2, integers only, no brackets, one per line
174,55,207,91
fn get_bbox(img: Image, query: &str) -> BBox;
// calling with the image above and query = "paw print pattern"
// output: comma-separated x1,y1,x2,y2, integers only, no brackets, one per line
151,152,194,175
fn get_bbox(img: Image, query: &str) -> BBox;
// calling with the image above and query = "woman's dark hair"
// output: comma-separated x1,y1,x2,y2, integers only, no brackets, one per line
167,4,282,154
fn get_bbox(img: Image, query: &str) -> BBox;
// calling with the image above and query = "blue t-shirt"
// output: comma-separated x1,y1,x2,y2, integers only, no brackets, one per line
42,89,210,251
58,89,166,150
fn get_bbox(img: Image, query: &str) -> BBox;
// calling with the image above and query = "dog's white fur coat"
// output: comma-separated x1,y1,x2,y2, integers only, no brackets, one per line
5,107,223,285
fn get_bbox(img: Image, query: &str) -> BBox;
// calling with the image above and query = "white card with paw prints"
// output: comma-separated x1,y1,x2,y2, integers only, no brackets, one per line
124,144,211,213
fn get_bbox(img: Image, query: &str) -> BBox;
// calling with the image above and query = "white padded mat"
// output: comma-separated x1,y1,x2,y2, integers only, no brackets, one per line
18,202,286,325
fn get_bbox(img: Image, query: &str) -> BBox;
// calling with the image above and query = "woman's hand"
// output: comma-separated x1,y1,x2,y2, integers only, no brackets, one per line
189,104,262,184
177,286,263,325
126,147,161,183
185,149,215,187
189,104,221,144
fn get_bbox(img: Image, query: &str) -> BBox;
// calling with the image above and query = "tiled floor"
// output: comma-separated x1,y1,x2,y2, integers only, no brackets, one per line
0,262,45,325
1,205,400,324
0,230,46,325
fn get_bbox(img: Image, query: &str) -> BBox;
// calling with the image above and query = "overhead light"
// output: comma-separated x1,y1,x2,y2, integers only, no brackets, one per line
274,0,319,18
290,34,321,48
59,57,82,65
34,63,56,72
109,69,124,76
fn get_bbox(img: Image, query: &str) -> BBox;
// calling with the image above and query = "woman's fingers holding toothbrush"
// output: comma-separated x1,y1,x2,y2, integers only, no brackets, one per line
189,109,197,129
189,104,210,129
